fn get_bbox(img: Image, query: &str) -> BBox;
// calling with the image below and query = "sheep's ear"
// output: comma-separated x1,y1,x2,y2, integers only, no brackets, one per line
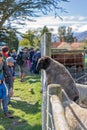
44,56,51,66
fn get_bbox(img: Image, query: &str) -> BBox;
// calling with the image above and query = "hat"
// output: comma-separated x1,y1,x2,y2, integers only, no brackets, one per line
2,46,9,52
6,57,15,63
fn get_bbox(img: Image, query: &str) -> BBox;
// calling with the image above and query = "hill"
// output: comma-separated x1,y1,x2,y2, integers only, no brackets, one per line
74,31,87,42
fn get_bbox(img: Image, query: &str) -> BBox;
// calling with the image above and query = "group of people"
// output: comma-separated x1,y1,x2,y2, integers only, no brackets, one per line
0,45,41,118
0,51,15,118
16,47,41,82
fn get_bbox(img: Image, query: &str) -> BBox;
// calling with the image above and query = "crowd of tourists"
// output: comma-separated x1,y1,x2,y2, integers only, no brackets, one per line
0,45,41,118
16,47,41,82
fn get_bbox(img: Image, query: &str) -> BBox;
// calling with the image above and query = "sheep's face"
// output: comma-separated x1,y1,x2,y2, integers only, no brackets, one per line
36,56,51,71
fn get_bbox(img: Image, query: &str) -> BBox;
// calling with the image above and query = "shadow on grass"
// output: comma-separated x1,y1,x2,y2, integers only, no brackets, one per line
0,114,41,130
0,101,41,130
11,100,41,114
16,74,41,84
25,74,41,84
10,123,42,130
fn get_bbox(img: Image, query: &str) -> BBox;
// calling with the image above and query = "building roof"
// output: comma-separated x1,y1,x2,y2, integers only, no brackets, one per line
51,41,83,50
51,42,61,48
51,42,71,50
71,42,82,50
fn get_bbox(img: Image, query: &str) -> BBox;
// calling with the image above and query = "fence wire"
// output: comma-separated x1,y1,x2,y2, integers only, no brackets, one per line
46,92,55,130
51,49,87,84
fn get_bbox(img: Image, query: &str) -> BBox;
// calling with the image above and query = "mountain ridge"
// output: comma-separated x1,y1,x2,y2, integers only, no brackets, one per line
74,31,87,42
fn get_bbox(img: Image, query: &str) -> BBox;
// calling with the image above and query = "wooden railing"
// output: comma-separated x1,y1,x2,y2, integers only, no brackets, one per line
47,84,70,130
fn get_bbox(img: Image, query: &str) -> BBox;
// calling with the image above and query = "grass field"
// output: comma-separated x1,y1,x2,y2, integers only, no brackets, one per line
0,74,42,130
85,57,87,67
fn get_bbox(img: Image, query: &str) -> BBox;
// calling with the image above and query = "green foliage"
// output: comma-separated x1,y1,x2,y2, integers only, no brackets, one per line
0,75,42,130
58,26,66,39
22,30,37,47
65,27,74,43
19,30,40,48
85,57,87,67
19,26,53,48
0,0,69,29
19,38,30,47
58,26,74,43
40,26,50,36
0,27,19,50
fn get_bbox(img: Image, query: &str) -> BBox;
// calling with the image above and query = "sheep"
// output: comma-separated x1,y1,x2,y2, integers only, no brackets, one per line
76,83,87,107
36,56,79,102
63,100,87,130
62,90,87,130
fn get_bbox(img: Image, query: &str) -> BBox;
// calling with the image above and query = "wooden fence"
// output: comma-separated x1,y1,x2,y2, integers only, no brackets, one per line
40,33,70,130
40,33,87,130
40,33,51,130
47,84,69,130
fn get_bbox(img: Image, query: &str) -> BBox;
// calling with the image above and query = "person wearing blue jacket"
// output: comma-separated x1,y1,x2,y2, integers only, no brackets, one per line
0,53,13,118
0,72,7,101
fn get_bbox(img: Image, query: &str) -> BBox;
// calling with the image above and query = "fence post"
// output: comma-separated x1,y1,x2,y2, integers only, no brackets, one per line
47,84,62,129
40,33,51,130
47,84,69,130
50,95,70,130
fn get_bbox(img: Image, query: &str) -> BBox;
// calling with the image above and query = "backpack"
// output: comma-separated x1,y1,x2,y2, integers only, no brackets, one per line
16,52,24,65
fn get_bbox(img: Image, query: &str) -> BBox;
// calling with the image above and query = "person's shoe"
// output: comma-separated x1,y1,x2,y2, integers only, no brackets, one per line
8,111,12,114
4,112,13,118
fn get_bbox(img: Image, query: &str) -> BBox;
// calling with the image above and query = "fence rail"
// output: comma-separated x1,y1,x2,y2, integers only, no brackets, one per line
47,84,70,130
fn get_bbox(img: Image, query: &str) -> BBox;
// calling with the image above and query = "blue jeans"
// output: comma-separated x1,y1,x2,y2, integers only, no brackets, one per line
2,97,8,113
2,84,10,113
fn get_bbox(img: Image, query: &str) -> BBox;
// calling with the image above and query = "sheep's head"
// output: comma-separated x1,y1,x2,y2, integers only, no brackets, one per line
36,56,51,71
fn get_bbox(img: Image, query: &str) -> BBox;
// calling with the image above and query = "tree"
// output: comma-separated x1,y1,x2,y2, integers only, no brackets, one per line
0,0,69,29
19,26,53,47
19,38,30,47
58,26,74,43
40,26,51,36
66,27,74,43
40,26,53,37
58,26,66,41
0,26,19,50
19,30,40,47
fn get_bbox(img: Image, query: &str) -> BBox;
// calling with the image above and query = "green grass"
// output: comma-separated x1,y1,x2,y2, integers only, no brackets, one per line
0,74,42,130
85,58,87,67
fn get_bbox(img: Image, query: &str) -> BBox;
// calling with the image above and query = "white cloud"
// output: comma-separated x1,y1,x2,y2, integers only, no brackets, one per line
77,24,87,32
78,16,86,21
11,15,87,34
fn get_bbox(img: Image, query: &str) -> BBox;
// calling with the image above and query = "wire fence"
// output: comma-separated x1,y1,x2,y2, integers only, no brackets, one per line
51,49,87,84
46,91,55,130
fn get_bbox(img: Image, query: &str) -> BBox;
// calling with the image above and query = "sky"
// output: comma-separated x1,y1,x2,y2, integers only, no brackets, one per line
12,0,87,34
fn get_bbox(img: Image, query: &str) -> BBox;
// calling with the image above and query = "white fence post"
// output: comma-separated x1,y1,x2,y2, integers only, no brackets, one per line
47,84,69,130
40,33,51,130
50,95,70,130
47,84,62,130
